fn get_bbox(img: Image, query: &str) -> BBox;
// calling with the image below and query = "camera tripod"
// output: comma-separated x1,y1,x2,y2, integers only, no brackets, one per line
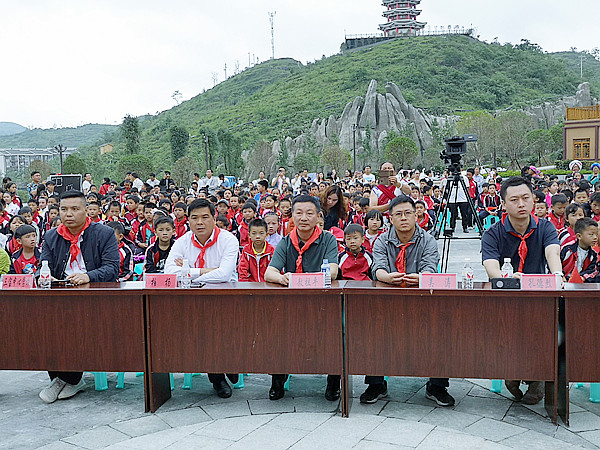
432,168,483,273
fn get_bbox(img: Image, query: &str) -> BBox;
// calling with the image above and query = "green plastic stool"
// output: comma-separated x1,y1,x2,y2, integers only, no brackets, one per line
233,374,248,389
590,383,600,403
92,372,108,391
182,373,201,389
285,374,292,391
491,380,502,393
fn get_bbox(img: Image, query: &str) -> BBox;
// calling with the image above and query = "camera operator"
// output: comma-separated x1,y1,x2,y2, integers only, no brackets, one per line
440,167,471,233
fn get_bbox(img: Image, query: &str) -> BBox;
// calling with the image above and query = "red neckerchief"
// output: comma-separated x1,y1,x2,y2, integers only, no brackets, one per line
418,213,430,229
32,211,40,223
57,217,92,268
501,213,539,273
548,212,564,230
377,184,397,205
141,221,154,243
8,237,22,254
289,226,322,273
593,214,600,223
395,241,414,287
0,211,9,226
175,216,188,237
191,227,221,268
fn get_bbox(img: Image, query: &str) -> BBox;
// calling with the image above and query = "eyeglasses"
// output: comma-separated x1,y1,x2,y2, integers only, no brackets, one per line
391,210,415,218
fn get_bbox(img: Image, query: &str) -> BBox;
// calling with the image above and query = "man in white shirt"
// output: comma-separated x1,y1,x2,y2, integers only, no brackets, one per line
362,166,376,184
131,172,144,191
272,167,290,191
146,173,160,188
440,169,470,233
82,173,92,195
202,169,220,196
165,198,239,398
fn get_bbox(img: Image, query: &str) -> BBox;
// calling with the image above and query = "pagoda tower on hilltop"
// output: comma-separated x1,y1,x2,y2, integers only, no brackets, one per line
379,1,426,37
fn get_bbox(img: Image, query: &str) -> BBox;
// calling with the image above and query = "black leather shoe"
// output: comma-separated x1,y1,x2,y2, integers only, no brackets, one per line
269,378,285,401
213,380,232,398
226,374,239,385
325,381,341,401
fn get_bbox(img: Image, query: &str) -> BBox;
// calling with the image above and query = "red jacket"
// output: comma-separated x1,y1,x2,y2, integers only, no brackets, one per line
338,247,373,281
238,242,275,282
174,217,190,239
548,212,564,231
238,220,250,247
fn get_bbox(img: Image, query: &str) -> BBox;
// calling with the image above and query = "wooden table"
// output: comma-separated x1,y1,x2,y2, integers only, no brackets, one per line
0,284,148,408
343,281,560,423
145,282,346,414
562,283,600,425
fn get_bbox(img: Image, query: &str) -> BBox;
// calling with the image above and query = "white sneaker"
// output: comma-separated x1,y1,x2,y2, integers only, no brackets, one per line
39,378,67,403
58,379,86,400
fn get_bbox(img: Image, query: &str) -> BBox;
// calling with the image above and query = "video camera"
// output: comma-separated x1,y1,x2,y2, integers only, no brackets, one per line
440,134,477,173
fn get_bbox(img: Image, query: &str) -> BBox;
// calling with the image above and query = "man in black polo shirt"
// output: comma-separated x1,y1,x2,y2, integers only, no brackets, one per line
481,176,562,405
265,194,339,401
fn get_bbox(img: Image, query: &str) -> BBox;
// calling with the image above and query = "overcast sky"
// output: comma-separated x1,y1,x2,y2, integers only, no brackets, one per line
0,0,597,129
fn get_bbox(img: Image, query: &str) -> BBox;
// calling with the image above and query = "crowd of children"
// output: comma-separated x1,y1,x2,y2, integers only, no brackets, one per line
2,163,600,285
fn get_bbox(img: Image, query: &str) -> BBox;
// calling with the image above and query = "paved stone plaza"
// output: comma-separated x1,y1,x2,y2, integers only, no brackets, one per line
3,226,600,449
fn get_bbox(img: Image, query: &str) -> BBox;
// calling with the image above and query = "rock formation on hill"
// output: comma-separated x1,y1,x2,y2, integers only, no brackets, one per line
250,81,597,178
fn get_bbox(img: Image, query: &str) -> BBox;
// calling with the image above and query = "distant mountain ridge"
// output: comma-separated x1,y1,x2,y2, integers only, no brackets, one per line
0,122,26,137
0,123,118,148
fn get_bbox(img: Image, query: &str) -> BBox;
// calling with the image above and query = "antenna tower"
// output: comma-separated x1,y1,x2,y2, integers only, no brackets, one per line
269,11,276,60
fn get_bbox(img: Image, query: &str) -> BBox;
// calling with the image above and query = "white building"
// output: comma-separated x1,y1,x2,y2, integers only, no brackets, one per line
0,147,77,177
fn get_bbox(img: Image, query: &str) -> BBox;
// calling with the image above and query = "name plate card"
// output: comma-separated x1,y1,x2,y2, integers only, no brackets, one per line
2,274,35,289
145,274,177,289
288,272,325,289
521,274,559,291
419,273,458,289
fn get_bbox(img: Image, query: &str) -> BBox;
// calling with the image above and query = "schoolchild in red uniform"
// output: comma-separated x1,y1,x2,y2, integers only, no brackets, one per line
238,218,275,282
8,224,40,274
337,224,373,281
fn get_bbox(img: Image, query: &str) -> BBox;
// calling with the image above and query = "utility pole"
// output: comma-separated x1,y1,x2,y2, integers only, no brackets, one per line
224,63,227,80
54,144,65,173
268,11,276,60
204,134,210,171
351,124,358,173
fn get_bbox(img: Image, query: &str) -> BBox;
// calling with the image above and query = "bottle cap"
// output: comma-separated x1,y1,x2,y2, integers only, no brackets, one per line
323,259,328,264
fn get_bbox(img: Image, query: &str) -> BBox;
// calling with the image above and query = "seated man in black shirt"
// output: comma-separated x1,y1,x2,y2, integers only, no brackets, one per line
481,176,562,405
265,195,339,401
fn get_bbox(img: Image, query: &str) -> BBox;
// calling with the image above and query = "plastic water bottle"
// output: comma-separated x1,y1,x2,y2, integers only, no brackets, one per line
461,262,474,289
180,259,191,289
501,258,514,278
39,260,51,290
321,259,331,288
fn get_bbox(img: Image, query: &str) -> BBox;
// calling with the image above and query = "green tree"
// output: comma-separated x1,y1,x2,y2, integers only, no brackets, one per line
293,150,320,173
121,114,141,154
384,132,418,169
526,129,553,165
63,153,86,175
496,111,535,169
28,159,53,180
172,156,201,187
320,144,351,178
117,154,153,180
169,124,189,161
457,111,498,166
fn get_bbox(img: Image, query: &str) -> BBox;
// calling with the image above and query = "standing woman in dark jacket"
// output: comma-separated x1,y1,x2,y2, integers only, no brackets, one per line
37,190,119,405
320,185,347,231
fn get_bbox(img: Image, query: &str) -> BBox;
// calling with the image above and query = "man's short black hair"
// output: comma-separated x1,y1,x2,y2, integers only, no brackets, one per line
188,198,216,216
15,224,36,239
551,193,568,206
292,194,321,213
105,221,125,235
575,217,598,235
358,197,369,208
258,180,269,189
344,223,364,237
590,192,600,204
499,177,533,201
575,188,589,196
215,215,230,227
248,218,267,232
126,195,140,203
59,190,86,203
173,202,187,211
144,202,157,210
389,194,416,213
31,171,40,178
